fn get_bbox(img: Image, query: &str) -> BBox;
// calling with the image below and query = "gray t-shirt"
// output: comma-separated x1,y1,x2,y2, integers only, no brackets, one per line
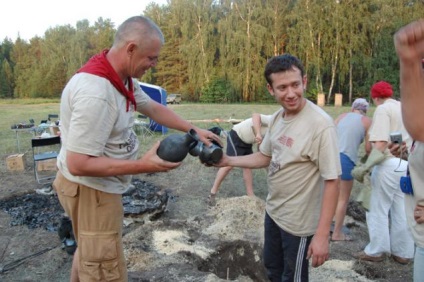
337,112,365,163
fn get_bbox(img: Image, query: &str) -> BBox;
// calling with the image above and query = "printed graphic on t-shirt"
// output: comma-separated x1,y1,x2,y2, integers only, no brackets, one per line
119,131,137,153
269,161,280,176
278,134,294,148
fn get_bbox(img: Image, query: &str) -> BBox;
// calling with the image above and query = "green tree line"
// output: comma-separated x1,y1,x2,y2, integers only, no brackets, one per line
0,0,423,104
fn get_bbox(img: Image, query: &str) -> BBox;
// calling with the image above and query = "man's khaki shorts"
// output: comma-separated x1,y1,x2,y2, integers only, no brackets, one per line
53,171,127,282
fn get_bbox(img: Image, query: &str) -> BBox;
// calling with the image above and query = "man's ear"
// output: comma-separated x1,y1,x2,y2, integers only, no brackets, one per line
302,75,308,90
267,84,275,96
127,42,137,57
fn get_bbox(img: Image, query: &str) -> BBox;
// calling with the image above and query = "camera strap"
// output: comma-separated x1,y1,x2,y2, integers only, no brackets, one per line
406,140,416,177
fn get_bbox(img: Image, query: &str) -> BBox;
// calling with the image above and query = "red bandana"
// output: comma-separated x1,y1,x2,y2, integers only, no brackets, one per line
77,49,136,112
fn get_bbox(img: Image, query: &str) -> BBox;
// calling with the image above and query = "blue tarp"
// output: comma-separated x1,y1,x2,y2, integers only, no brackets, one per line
138,82,168,134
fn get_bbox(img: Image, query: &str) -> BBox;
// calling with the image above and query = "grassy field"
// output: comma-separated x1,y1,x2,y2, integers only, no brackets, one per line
0,100,373,157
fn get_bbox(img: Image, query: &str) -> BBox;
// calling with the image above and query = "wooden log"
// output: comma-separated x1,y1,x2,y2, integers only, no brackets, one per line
188,118,243,124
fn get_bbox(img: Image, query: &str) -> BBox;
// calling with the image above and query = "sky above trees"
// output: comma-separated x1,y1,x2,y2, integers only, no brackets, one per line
0,0,167,41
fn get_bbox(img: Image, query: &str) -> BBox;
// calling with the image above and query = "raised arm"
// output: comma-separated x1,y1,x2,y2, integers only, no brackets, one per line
394,19,424,141
252,113,264,144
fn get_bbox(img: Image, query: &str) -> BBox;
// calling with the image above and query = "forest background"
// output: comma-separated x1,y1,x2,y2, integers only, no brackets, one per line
0,0,423,105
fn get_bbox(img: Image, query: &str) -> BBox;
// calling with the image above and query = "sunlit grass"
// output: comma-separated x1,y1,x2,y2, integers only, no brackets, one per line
0,98,60,105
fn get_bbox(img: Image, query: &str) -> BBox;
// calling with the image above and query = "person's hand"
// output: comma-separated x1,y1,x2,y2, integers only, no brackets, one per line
388,141,408,160
195,128,223,147
254,133,263,144
306,234,329,267
213,153,230,168
394,19,424,62
414,205,424,224
388,142,402,158
138,141,181,173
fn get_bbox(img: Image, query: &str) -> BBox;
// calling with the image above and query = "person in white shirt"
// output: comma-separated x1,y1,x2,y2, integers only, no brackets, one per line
208,113,272,206
352,81,414,264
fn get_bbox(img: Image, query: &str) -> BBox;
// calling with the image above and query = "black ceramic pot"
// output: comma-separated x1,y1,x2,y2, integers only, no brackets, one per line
189,140,223,165
157,129,199,162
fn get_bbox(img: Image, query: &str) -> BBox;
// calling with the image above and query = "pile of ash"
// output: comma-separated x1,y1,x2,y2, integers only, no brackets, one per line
122,178,169,216
0,192,63,231
0,178,169,232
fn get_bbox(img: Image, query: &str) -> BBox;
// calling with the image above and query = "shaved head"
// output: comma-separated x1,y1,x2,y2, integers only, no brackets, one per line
113,16,164,48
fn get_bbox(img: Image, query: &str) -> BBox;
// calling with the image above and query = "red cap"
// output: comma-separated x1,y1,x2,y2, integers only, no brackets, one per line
371,81,393,99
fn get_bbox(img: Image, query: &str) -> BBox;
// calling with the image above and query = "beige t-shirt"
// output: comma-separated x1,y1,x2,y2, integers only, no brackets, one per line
260,100,341,236
368,99,411,156
405,141,424,248
233,114,272,144
57,73,151,194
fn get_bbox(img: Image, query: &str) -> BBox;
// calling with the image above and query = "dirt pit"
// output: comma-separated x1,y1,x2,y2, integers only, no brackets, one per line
198,240,266,280
0,161,415,282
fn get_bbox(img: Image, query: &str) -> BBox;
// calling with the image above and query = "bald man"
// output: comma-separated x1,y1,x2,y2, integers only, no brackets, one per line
54,16,220,282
